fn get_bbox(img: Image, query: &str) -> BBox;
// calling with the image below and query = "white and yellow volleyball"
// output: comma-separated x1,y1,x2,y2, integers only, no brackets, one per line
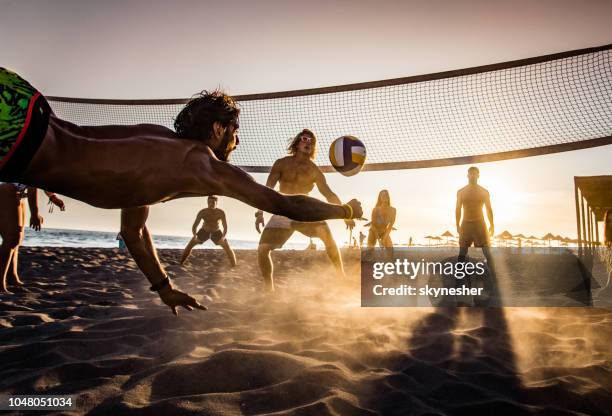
329,135,366,176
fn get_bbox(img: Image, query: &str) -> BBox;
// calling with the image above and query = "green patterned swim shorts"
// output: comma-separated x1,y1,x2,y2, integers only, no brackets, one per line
0,67,51,181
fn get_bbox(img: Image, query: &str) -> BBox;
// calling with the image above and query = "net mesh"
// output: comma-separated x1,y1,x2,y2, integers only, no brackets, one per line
48,46,612,172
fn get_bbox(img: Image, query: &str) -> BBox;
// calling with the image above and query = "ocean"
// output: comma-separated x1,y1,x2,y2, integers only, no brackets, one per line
21,228,305,250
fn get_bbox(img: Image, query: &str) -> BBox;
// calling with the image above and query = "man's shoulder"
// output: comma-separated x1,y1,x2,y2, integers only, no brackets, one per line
477,184,490,195
274,156,293,165
457,185,469,194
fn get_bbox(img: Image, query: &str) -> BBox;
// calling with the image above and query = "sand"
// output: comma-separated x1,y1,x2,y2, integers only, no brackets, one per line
0,247,610,415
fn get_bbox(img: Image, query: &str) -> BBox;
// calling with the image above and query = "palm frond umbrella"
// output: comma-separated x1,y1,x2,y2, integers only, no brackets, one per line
541,233,555,247
495,230,514,247
440,230,454,245
431,236,443,246
424,235,434,246
513,233,527,248
528,235,539,240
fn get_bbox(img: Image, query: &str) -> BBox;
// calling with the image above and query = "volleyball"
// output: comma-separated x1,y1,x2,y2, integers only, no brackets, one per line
329,136,366,176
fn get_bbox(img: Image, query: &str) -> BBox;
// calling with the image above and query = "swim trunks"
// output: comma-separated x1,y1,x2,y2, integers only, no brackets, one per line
260,215,330,249
459,220,490,247
196,228,224,245
0,68,51,182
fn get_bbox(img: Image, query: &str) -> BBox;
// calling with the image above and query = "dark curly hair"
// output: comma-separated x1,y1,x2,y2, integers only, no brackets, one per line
174,90,240,140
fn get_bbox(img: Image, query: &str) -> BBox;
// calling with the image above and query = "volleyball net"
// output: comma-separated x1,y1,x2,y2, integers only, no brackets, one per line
48,44,612,173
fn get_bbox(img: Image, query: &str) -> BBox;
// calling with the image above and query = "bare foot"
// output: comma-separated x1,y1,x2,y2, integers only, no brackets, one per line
7,274,23,286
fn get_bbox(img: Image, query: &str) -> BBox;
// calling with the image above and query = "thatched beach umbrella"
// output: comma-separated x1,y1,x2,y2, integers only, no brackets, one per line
513,233,527,247
431,236,443,246
440,230,454,245
496,230,514,247
424,235,434,246
541,233,555,247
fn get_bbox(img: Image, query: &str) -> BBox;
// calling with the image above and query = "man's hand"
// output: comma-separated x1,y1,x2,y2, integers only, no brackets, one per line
30,214,43,231
49,195,65,211
158,285,207,316
255,210,265,233
346,199,363,219
344,219,355,230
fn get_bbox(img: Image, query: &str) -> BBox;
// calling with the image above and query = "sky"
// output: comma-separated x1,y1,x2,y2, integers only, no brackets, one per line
1,0,611,245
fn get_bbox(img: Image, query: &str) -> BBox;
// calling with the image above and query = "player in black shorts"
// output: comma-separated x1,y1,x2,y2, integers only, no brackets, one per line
180,196,236,267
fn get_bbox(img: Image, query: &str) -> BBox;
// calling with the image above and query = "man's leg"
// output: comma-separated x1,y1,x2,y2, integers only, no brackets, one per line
458,246,469,262
180,237,201,265
312,224,345,278
7,200,26,286
257,243,275,292
219,239,237,267
257,226,293,292
0,186,21,293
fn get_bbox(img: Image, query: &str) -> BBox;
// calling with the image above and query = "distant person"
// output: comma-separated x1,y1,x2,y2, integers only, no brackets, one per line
180,196,236,267
408,236,413,247
358,231,366,247
306,238,317,251
0,183,64,293
456,167,494,259
0,68,362,314
455,166,497,304
116,232,127,251
605,209,612,248
367,190,396,257
255,129,355,292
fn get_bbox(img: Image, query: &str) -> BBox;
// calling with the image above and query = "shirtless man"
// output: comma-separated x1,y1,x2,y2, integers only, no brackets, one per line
455,167,498,305
0,183,65,292
0,68,362,314
455,167,494,259
255,129,355,291
180,196,236,267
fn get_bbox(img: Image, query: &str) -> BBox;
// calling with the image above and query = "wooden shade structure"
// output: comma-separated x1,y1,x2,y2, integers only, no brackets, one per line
574,176,612,255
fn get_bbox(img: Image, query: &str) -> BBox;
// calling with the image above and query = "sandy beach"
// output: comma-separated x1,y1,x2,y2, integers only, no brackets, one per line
0,247,610,415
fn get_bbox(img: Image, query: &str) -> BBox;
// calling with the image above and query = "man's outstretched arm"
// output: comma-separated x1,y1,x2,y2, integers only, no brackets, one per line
315,169,355,228
120,206,206,315
210,160,362,221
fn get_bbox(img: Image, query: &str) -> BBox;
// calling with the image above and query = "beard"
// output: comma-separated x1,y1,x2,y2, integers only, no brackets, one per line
213,130,235,162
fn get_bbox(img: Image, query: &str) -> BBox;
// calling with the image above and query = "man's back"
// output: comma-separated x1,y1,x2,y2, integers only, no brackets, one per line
23,116,214,209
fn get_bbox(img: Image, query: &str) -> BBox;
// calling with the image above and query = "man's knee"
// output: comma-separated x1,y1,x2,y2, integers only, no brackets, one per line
119,226,143,244
258,243,274,257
